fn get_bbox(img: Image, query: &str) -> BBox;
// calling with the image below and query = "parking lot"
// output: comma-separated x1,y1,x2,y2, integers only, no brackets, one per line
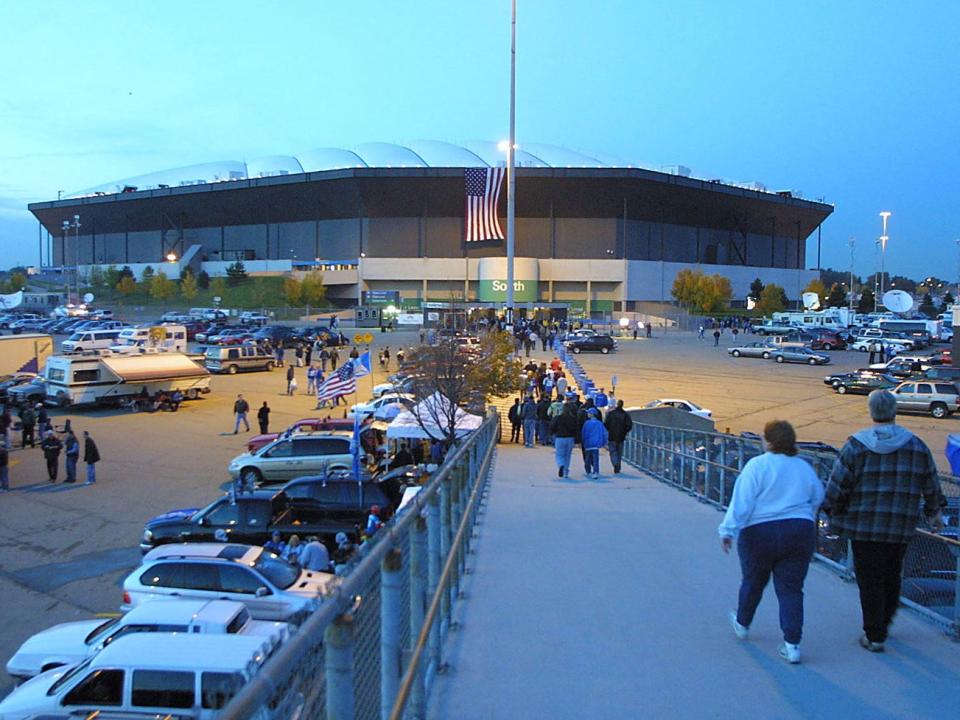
0,325,956,697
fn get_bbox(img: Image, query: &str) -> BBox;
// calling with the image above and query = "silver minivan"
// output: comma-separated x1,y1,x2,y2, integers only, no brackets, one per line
205,345,276,374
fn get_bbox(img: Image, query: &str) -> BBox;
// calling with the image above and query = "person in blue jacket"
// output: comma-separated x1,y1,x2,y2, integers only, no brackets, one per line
580,412,608,479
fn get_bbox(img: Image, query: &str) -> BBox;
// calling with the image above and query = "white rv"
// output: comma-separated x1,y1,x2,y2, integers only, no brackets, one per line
0,334,54,375
110,324,187,353
771,308,857,329
42,351,211,407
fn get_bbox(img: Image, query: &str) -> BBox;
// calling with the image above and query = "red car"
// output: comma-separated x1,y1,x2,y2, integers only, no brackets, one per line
219,332,256,346
246,417,376,453
809,332,847,351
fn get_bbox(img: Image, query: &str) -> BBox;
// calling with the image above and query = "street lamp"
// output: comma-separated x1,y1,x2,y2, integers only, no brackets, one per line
62,215,81,302
504,0,517,329
878,210,891,302
166,252,178,263
847,236,855,313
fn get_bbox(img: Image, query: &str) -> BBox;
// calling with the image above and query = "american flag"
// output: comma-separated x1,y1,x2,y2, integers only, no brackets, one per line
316,360,357,401
464,167,505,242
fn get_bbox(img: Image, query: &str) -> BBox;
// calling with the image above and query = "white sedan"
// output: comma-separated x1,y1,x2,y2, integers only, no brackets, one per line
641,399,713,418
349,392,415,419
849,337,911,353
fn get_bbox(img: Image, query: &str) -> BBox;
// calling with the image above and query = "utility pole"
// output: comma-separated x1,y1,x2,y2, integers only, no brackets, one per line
848,237,855,314
505,0,516,330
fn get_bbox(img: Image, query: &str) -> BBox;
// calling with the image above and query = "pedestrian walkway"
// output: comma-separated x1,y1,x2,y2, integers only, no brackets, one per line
428,445,960,720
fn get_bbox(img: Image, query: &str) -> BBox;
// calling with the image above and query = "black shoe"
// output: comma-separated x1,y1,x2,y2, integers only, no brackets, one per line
558,467,563,478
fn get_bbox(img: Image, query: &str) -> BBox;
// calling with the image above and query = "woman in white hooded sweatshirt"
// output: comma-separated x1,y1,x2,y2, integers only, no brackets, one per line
719,420,825,664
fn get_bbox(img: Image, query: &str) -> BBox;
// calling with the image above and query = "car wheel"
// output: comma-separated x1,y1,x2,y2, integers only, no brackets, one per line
776,356,784,363
836,385,848,394
859,346,867,352
228,364,239,375
809,358,818,365
186,388,199,400
732,350,741,357
265,361,274,371
572,347,582,354
761,352,770,359
600,347,610,354
241,467,262,486
74,347,83,353
823,343,833,351
930,402,948,419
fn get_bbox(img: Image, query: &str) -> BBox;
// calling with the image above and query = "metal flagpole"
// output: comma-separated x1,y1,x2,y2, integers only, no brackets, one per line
505,0,516,330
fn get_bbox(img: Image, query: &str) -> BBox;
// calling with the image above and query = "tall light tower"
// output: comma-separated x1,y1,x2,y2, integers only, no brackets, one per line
504,0,517,329
878,210,891,302
847,236,855,313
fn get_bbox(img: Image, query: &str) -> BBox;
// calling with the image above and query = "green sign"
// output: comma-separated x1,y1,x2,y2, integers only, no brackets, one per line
478,279,538,303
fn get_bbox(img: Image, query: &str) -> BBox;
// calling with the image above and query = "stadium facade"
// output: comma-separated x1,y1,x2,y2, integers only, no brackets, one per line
29,141,832,314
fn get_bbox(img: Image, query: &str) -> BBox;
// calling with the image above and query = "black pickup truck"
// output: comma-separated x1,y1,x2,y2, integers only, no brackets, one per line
140,467,422,553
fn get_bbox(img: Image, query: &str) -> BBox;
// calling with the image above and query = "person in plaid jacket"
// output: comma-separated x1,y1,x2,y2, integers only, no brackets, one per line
825,389,945,652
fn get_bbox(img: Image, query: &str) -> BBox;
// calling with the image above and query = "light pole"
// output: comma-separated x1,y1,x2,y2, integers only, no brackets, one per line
504,0,517,330
73,214,81,302
847,236,855,314
878,210,891,303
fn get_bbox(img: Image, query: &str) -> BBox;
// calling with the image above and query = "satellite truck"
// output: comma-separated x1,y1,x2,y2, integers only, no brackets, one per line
0,334,54,375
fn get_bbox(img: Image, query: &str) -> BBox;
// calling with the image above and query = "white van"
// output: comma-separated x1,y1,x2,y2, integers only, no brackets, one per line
111,324,187,353
61,328,122,353
0,633,295,720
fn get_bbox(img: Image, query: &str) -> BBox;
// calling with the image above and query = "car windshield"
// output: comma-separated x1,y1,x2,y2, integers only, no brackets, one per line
84,617,121,645
47,657,93,695
252,550,299,589
67,333,82,341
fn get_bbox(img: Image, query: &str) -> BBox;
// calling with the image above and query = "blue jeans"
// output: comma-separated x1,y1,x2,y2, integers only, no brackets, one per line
86,462,96,484
554,437,574,474
0,466,7,490
234,412,250,432
736,519,815,644
538,419,551,445
608,441,624,471
523,419,536,447
65,455,78,483
583,448,600,475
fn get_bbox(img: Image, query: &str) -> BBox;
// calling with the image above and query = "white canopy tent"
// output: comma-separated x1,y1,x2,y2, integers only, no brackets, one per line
386,392,483,440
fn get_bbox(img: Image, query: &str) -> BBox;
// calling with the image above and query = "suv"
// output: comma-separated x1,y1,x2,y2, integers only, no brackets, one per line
123,543,334,621
228,431,355,486
892,381,960,418
564,334,617,354
253,325,303,348
924,366,960,383
206,345,276,374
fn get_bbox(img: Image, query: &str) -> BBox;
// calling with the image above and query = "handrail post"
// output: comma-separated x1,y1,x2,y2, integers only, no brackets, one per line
325,614,355,720
952,545,960,638
718,435,727,506
449,465,462,600
381,549,403,720
427,488,442,680
408,516,428,718
440,475,453,632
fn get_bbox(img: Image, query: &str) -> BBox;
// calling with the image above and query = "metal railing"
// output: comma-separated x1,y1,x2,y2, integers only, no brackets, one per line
218,412,499,720
623,423,960,637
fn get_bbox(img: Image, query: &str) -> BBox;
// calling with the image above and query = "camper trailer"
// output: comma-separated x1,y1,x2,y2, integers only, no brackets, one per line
110,324,187,353
42,351,211,407
771,308,857,329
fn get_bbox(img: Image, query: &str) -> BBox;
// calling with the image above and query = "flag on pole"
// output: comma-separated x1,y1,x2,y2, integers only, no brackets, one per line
316,360,358,401
353,352,372,378
464,167,505,242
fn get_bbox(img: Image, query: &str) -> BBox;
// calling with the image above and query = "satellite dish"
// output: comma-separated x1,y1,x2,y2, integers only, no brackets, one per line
746,296,757,310
882,289,913,313
83,292,95,304
801,292,821,310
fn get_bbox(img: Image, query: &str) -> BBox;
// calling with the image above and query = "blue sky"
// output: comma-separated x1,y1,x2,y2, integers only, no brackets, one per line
1,0,957,279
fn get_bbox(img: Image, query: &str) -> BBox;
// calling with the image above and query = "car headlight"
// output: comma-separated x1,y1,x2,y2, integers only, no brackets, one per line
142,530,153,543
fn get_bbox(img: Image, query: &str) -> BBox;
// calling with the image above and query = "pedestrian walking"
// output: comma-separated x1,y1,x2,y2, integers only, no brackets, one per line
521,395,537,448
719,420,825,664
646,323,652,338
306,366,317,394
698,325,705,340
550,403,578,478
295,344,304,367
233,394,250,433
581,411,608,479
330,348,340,371
824,390,945,653
257,402,271,434
305,343,313,367
713,329,721,346
37,404,49,437
63,430,80,483
286,365,295,395
275,344,284,367
419,328,426,345
396,348,405,366
41,431,61,482
349,345,360,361
537,395,552,446
0,407,11,449
0,441,8,491
19,405,35,448
604,400,633,473
82,431,100,485
319,347,330,372
507,398,522,443
383,346,390,369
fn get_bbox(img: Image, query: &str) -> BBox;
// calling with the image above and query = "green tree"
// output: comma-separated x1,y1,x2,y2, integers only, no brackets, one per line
755,283,788,316
941,291,955,310
857,288,875,314
802,278,828,308
210,276,227,299
226,261,248,286
4,272,27,293
283,276,302,305
671,268,699,308
117,275,137,297
180,271,199,301
749,277,765,299
300,271,327,306
197,269,210,289
104,265,121,292
88,266,105,290
141,265,155,283
150,271,176,302
700,274,733,313
919,292,936,318
825,283,847,308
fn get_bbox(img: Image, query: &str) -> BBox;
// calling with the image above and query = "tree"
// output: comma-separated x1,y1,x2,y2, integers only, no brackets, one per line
700,274,733,313
180,271,199,301
919,293,936,318
88,265,105,290
857,288,875,314
300,271,327,306
671,268,699,308
226,261,248,286
3,272,27,293
802,278,828,308
119,266,135,281
754,283,787,316
749,277,765,299
283,277,302,305
150,271,176,302
104,265,121,292
671,269,732,313
941,291,955,310
117,276,137,297
197,269,210,289
889,275,917,294
825,283,847,308
141,265,155,283
820,268,859,289
210,276,227,299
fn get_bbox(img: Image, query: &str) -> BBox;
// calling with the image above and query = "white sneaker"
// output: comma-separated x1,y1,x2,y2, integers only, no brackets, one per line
778,642,801,664
729,611,748,640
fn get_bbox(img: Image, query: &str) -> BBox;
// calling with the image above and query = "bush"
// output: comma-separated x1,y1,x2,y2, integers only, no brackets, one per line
141,266,155,283
180,271,198,301
226,261,248,286
197,270,210,289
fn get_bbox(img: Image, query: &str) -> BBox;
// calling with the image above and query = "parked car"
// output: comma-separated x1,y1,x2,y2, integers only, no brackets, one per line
564,334,617,354
640,398,712,418
753,322,797,335
5,599,288,682
770,347,830,365
205,345,275,374
228,431,355,486
809,331,847,351
239,312,271,326
7,376,48,407
833,371,899,395
372,373,423,398
253,325,303,348
195,323,227,344
727,341,775,359
0,373,38,402
823,371,859,387
868,356,929,378
348,392,415,420
246,417,372,453
891,381,960,418
123,543,334,620
206,327,247,345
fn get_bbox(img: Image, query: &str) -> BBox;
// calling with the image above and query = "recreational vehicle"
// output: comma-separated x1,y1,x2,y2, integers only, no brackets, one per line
109,324,187,353
771,308,857,329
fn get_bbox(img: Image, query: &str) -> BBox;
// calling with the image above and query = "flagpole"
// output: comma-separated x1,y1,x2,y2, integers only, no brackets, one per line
505,0,516,330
